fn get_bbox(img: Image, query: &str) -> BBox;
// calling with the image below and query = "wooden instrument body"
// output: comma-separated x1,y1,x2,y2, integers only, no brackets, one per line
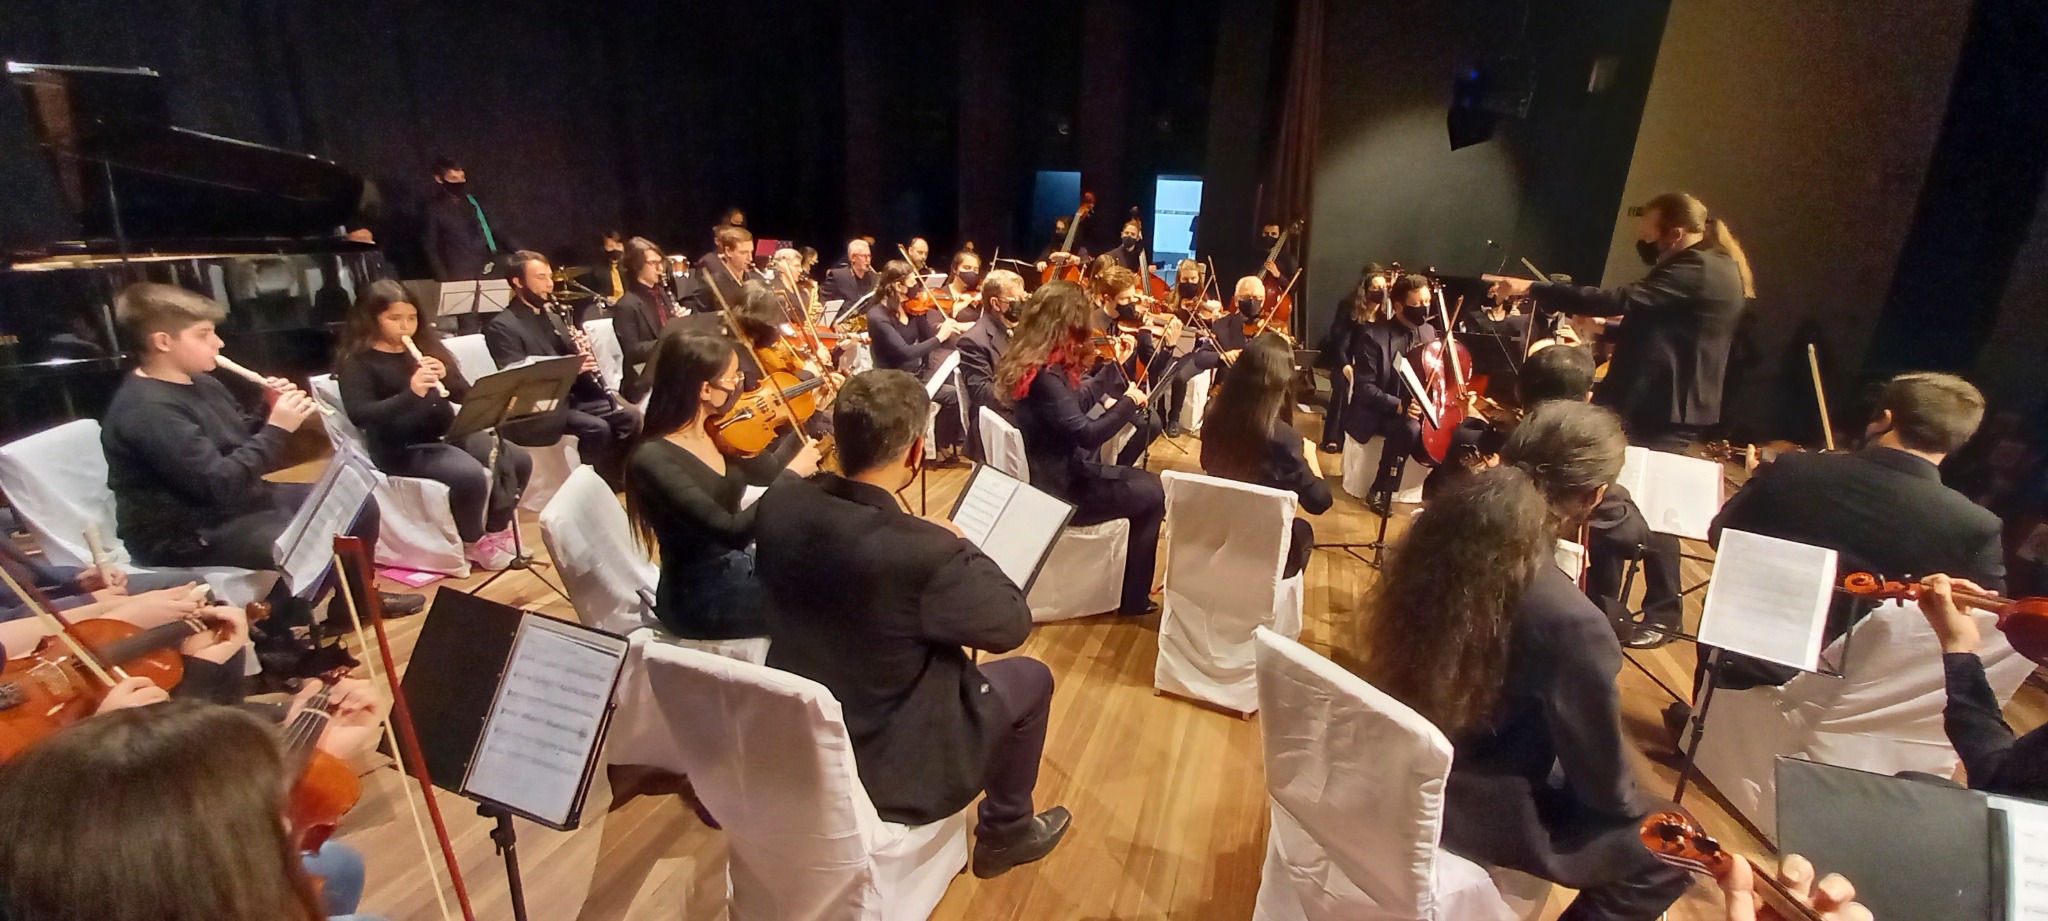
0,618,186,761
289,747,362,852
709,370,824,456
1040,193,1096,285
1406,337,1478,466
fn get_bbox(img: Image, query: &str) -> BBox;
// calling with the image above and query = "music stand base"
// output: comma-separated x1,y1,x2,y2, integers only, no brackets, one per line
1315,501,1396,569
482,805,529,921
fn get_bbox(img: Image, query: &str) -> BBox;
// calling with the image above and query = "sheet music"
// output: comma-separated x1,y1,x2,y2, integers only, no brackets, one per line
1392,354,1440,429
925,350,961,398
1617,446,1722,540
1990,796,2048,920
1696,529,1836,670
464,615,627,827
273,449,376,596
950,466,1075,591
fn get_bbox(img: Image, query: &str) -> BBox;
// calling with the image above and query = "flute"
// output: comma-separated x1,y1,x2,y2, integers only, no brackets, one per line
212,355,334,416
401,335,450,397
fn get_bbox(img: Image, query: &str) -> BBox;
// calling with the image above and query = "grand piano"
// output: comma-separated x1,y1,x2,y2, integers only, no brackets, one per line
0,62,382,440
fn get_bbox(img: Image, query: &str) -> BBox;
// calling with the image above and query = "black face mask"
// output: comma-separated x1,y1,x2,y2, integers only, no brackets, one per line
606,250,622,264
1120,235,1141,248
1261,233,1279,244
1177,281,1201,298
956,270,982,289
1237,296,1262,318
1400,302,1429,324
708,381,739,414
1116,302,1140,322
986,297,1008,319
1635,239,1663,266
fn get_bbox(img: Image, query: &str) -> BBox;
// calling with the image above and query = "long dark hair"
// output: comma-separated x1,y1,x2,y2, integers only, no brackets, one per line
621,236,664,290
338,278,447,363
0,702,324,921
1498,400,1627,532
624,333,738,550
1350,466,1553,735
995,280,1095,405
1201,331,1295,480
875,259,914,309
733,279,784,348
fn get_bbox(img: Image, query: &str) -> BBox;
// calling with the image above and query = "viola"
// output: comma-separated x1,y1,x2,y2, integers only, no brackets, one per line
1640,810,1829,921
1841,572,2048,665
709,370,832,456
1041,192,1096,285
285,672,365,852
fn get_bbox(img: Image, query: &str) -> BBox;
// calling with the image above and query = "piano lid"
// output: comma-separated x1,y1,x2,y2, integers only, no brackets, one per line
7,62,363,257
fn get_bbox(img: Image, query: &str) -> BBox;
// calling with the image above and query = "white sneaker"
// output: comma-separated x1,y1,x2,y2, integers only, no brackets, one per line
466,530,516,571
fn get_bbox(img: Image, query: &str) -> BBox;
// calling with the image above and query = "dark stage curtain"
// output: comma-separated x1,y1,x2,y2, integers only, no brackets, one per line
1263,0,1324,337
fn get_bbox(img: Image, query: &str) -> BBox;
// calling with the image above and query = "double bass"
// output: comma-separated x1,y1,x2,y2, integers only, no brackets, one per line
1041,193,1096,285
1258,219,1303,334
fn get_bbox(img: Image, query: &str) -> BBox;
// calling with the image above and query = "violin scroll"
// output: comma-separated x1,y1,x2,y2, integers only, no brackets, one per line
1640,810,1735,877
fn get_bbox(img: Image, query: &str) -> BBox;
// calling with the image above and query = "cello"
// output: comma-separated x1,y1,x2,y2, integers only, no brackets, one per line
1041,192,1096,285
1258,219,1303,334
1404,278,1486,467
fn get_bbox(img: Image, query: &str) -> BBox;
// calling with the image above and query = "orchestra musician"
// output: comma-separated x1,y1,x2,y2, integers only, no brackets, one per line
997,281,1165,616
1315,264,1390,453
1107,217,1146,273
335,280,532,572
613,236,687,404
1348,402,1690,921
484,250,644,487
904,237,932,274
1488,191,1751,649
769,246,816,322
956,268,1026,460
1342,273,1437,516
595,229,627,300
1036,215,1088,277
1915,573,2048,800
689,225,756,315
1199,331,1331,578
823,238,877,307
867,259,973,456
1158,271,1245,439
623,333,819,652
941,248,985,323
1085,265,1168,459
751,370,1071,879
1258,221,1297,281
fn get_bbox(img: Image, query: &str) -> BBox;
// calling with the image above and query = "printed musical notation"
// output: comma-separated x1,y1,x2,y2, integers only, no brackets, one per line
463,616,626,827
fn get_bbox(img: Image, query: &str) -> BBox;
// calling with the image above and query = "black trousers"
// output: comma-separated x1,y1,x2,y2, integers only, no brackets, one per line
1320,368,1349,448
1349,409,1421,495
1069,464,1165,614
976,656,1054,844
1285,518,1312,578
1113,406,1164,468
1554,846,1691,921
505,402,642,486
380,433,532,542
931,381,965,452
1629,424,1700,632
1162,349,1225,426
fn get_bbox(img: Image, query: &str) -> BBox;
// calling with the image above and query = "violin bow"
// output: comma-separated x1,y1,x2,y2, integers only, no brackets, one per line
0,557,127,685
331,537,474,921
703,266,817,449
1806,343,1836,452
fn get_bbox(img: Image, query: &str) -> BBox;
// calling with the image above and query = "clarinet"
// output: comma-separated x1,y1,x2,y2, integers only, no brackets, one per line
542,296,623,408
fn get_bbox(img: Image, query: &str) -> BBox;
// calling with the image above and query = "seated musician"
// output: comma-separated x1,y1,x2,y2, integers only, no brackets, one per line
1315,264,1389,453
1198,331,1331,578
1348,401,1689,921
956,269,1026,460
0,538,199,622
1915,573,2048,800
768,247,816,322
822,239,877,307
484,251,643,487
335,280,532,572
867,259,973,457
1035,215,1088,276
1107,217,1146,272
612,236,686,405
997,281,1166,616
0,694,391,921
903,236,932,274
624,333,819,651
0,581,256,705
940,247,985,324
752,370,1070,878
1342,273,1437,516
1084,265,1166,461
100,284,422,678
688,225,754,315
1158,272,1247,439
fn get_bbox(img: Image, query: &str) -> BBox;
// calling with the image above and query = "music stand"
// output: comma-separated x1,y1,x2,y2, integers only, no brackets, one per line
399,589,629,921
435,279,511,323
448,355,582,603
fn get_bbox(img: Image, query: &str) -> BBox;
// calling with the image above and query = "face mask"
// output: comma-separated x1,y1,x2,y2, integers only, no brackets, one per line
1177,281,1200,298
1635,239,1662,266
957,270,982,289
606,250,622,263
1261,233,1279,244
986,297,1008,319
1116,302,1139,322
1121,235,1140,247
709,381,740,414
442,180,467,194
1401,303,1429,324
1237,296,1261,318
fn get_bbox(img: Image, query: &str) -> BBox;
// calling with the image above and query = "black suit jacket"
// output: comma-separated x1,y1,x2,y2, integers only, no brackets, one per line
1531,242,1745,432
612,283,682,403
955,313,1013,456
1342,318,1434,440
755,473,1031,826
1015,360,1137,503
422,190,505,281
483,298,611,426
822,266,876,307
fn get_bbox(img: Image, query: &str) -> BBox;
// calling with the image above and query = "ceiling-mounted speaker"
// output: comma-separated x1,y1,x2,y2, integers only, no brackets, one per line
1448,58,1534,150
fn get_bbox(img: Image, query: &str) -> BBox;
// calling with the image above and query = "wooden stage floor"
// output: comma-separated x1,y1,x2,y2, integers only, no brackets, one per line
329,413,2046,921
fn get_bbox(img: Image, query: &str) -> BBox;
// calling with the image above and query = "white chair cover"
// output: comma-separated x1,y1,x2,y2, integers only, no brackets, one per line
1251,628,1546,921
1340,438,1374,499
309,375,468,576
1100,422,1136,465
440,334,586,512
1155,471,1303,713
1177,368,1213,433
976,408,1128,621
537,466,658,637
582,318,626,393
635,641,968,921
0,420,275,606
1692,599,2038,836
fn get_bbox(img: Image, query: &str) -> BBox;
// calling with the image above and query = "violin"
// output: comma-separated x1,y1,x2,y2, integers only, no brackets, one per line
1041,192,1096,285
1841,572,2048,665
285,671,365,852
0,604,267,761
1258,219,1303,333
1641,810,1830,921
708,370,832,456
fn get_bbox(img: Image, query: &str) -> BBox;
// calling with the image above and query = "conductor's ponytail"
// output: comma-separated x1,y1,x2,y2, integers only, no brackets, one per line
1646,191,1755,299
1704,216,1755,299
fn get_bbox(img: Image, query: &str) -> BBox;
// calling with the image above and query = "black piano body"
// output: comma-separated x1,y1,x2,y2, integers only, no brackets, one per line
0,62,382,440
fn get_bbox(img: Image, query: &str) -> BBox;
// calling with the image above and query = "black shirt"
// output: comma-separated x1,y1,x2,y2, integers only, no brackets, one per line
335,348,474,467
1945,652,2048,800
1015,360,1136,503
866,302,942,376
623,439,786,639
102,373,290,564
1345,318,1435,422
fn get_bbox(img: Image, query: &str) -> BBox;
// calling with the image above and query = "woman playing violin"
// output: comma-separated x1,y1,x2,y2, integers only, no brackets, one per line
866,260,972,456
1346,401,1688,921
938,248,985,324
624,333,819,650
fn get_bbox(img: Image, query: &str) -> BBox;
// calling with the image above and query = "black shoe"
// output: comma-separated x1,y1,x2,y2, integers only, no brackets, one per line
380,591,427,617
1366,490,1393,517
1624,624,1676,649
1117,601,1161,618
1319,442,1341,454
972,807,1072,879
1662,701,1693,745
1164,419,1182,438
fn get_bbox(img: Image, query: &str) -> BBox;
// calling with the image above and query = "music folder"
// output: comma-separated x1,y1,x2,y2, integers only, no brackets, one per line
1777,757,2005,920
400,589,628,830
948,464,1075,593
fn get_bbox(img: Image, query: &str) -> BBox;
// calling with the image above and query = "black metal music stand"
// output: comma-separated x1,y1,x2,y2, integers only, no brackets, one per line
446,356,581,603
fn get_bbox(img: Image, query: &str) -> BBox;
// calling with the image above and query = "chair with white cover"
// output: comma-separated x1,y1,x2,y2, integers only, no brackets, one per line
1251,628,1550,921
977,407,1129,621
582,318,625,393
1100,422,1136,465
635,641,969,921
440,333,582,512
536,466,657,638
1154,470,1304,713
1177,368,1213,434
308,375,468,577
1691,599,2038,836
1340,439,1374,499
0,420,276,606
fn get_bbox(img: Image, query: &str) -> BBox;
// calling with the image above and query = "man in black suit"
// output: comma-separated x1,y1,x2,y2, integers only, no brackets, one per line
753,370,1072,878
484,250,642,486
956,269,1024,460
1343,273,1436,516
1490,192,1751,646
686,225,754,315
1694,371,2000,692
821,239,877,308
422,157,508,283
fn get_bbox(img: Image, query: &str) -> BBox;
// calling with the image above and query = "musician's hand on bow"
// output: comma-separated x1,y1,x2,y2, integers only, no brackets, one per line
1124,383,1149,407
788,443,823,478
1483,274,1534,301
1721,854,1870,921
1405,399,1425,420
1223,348,1241,363
1916,574,1985,655
180,604,248,665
